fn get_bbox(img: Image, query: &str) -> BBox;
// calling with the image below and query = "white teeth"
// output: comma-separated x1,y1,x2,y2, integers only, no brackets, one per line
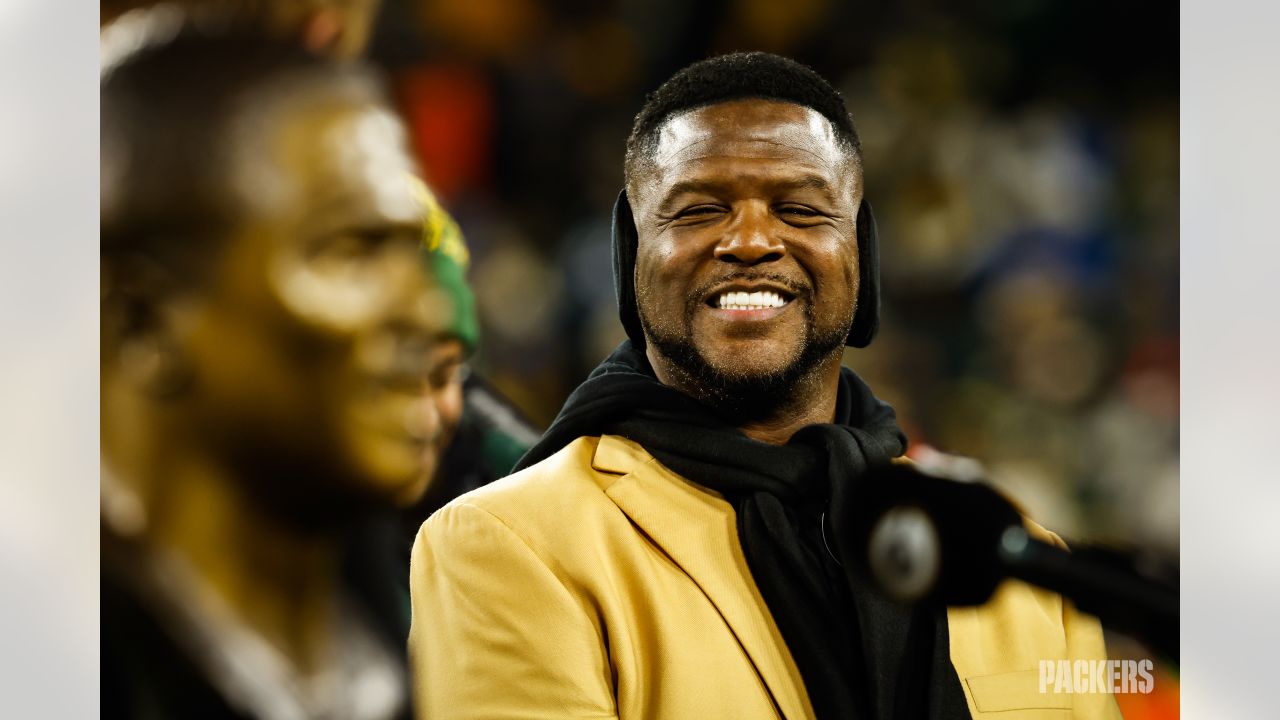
716,290,787,310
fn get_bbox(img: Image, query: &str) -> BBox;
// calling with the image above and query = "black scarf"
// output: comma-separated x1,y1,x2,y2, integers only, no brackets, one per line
515,342,970,719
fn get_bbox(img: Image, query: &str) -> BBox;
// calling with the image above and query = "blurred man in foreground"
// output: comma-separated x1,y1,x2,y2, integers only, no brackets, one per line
101,26,438,719
408,53,1120,719
100,0,540,614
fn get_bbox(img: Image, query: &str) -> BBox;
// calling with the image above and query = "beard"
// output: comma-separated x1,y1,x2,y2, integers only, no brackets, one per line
639,284,853,423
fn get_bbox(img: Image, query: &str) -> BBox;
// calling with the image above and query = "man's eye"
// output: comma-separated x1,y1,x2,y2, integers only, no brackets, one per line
678,205,724,218
776,205,829,226
311,229,422,269
311,231,389,261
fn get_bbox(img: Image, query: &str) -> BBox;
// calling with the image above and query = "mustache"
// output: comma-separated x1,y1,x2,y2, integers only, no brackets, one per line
688,272,812,304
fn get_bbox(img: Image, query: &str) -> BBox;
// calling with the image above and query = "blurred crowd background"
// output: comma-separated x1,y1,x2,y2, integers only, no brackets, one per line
363,0,1179,553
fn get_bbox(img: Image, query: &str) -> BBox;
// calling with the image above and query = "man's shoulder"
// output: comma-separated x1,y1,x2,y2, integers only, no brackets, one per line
451,435,609,509
420,434,656,542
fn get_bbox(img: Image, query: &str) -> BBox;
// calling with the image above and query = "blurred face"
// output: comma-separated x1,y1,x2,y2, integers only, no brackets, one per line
182,89,444,509
421,336,467,480
630,99,861,410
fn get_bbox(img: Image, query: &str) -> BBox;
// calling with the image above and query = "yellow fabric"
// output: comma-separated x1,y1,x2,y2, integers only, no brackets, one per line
947,523,1124,719
409,434,1123,719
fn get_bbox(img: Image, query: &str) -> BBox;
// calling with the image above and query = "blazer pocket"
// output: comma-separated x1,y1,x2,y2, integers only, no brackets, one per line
966,670,1072,713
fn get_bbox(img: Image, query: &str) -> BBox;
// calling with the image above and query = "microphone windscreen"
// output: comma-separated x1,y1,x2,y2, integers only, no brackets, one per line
843,462,1023,606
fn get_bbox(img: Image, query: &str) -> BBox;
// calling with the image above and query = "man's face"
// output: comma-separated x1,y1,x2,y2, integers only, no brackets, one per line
183,90,444,509
630,99,861,408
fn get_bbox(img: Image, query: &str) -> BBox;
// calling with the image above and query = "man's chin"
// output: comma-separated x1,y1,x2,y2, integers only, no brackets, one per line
646,321,848,420
701,348,800,380
660,345,805,419
695,333,809,378
353,443,434,506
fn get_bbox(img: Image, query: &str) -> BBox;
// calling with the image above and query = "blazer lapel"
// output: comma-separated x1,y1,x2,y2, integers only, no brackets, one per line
593,435,814,720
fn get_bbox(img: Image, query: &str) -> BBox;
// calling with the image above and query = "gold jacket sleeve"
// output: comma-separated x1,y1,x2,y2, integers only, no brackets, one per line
408,502,618,719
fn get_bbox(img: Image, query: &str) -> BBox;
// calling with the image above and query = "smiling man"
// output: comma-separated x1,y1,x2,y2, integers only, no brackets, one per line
408,52,1119,720
628,96,864,440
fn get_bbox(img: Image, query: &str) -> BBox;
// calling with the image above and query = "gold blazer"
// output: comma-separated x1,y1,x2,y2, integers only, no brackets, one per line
409,435,1122,719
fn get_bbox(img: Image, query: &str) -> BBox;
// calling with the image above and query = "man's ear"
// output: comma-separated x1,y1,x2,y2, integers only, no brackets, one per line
611,189,646,349
847,199,880,348
102,255,194,399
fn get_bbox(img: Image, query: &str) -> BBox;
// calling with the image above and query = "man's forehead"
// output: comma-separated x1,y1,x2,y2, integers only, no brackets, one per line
233,94,423,224
652,100,845,172
322,106,424,222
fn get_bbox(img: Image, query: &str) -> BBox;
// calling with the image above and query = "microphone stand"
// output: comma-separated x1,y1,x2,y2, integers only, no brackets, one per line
996,527,1179,661
853,462,1180,662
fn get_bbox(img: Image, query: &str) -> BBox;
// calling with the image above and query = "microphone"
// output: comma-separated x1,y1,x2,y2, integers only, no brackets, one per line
848,460,1179,661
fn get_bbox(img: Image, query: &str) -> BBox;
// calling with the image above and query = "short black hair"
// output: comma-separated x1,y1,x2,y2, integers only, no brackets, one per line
624,51,861,190
101,20,378,280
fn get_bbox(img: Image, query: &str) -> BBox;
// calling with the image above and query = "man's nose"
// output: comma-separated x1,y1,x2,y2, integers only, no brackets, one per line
713,202,785,265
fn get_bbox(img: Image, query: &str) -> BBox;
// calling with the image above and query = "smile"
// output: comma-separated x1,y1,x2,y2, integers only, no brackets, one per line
714,290,790,310
703,279,799,316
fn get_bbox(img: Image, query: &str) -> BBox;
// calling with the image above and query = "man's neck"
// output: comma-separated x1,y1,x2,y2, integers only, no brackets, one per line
113,441,344,674
736,366,839,444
